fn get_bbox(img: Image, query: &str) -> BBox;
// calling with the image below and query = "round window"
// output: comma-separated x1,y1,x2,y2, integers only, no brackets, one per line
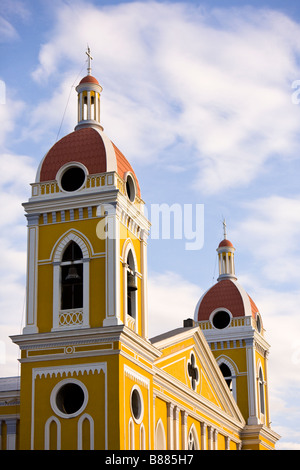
51,379,88,418
130,386,143,423
60,166,86,192
212,310,231,329
125,174,136,202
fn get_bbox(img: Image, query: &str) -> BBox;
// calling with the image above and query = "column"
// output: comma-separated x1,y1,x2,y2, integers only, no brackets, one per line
23,213,39,334
140,229,148,339
225,436,230,450
207,426,213,450
6,419,17,450
245,338,259,425
264,350,271,426
173,407,180,450
102,203,122,326
167,403,174,450
213,429,218,450
200,422,207,450
87,91,91,120
181,411,187,450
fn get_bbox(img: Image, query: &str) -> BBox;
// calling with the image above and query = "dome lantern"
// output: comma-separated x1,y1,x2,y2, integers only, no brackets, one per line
75,47,103,132
217,220,237,281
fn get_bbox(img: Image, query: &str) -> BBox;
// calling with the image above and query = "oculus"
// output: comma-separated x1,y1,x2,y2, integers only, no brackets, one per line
60,165,86,192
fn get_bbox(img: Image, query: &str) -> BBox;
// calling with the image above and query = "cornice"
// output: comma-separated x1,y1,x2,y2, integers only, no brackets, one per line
241,423,281,445
10,325,161,365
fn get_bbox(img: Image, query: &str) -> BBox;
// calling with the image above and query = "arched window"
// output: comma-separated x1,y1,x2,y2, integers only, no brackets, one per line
220,363,233,392
52,232,90,331
259,368,265,416
126,250,137,319
218,359,237,401
187,425,199,450
61,242,83,310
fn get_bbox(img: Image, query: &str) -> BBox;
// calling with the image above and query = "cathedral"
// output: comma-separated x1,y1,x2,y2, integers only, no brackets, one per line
0,51,280,451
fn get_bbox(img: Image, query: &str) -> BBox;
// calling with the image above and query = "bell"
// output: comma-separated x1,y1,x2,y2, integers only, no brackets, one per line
127,272,137,291
65,265,81,281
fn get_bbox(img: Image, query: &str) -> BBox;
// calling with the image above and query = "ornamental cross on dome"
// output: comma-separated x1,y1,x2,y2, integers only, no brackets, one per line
223,218,227,239
187,353,199,391
86,46,93,75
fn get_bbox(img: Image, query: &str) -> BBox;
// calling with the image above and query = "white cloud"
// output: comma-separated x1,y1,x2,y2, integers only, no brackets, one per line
148,271,201,338
0,17,18,42
0,96,25,147
0,324,21,377
234,195,300,284
27,2,300,193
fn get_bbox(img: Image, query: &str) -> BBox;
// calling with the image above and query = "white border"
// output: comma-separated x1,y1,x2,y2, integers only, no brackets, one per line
50,378,89,419
56,162,88,194
209,308,232,330
124,172,137,203
130,384,144,424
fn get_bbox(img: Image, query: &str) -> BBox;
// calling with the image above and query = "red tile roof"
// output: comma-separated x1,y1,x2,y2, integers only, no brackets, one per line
197,279,258,321
38,127,141,197
218,239,234,248
79,75,100,85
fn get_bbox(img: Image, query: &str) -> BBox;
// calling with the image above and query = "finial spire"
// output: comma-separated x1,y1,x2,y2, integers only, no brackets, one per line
86,46,93,75
223,218,227,239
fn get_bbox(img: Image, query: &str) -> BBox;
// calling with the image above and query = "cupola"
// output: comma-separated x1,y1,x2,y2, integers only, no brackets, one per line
217,220,237,281
75,47,103,131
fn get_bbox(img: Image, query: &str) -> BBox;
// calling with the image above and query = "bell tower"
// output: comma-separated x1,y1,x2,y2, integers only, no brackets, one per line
11,50,153,450
194,229,279,449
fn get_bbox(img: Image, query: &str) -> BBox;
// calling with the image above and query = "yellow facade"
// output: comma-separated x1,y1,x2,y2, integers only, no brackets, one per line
0,62,280,451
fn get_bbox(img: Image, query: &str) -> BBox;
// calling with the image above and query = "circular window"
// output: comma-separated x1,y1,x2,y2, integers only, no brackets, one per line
51,379,88,418
125,174,136,202
212,310,231,329
60,166,86,192
130,385,143,423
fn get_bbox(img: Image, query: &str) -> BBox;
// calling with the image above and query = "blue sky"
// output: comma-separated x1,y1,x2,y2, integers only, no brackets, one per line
1,0,300,449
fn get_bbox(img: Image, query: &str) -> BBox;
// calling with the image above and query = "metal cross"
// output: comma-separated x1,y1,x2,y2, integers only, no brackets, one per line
86,46,93,75
223,218,227,239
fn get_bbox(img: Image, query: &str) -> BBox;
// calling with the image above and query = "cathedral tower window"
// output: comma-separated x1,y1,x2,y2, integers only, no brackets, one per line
126,250,137,319
50,379,88,419
220,363,233,392
58,163,87,193
52,232,90,331
210,309,232,329
61,241,83,311
218,359,237,401
125,173,136,203
130,385,144,424
258,368,265,416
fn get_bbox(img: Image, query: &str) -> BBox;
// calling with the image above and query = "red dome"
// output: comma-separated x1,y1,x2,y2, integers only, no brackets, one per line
79,75,100,85
218,239,234,248
37,127,140,197
196,279,258,321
